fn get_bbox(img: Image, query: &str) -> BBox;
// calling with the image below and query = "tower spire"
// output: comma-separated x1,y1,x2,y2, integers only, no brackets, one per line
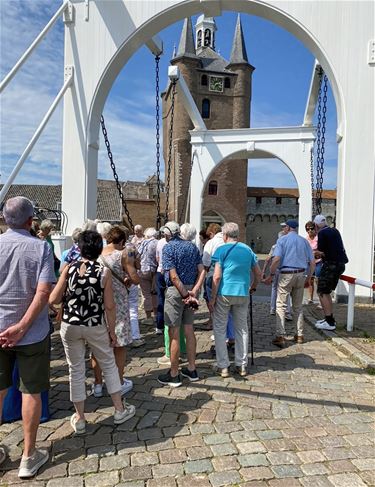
176,18,196,57
229,14,248,64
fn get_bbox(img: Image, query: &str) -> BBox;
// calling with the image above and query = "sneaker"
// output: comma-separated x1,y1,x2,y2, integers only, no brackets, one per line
315,318,325,326
213,365,230,378
92,383,103,398
210,334,215,341
294,335,304,344
315,320,336,331
285,314,293,321
18,449,49,478
114,402,136,425
157,370,182,387
272,336,286,348
0,447,6,467
270,309,276,316
180,367,199,382
155,328,163,335
70,413,86,435
131,338,145,348
120,378,133,395
142,318,154,325
235,365,247,377
157,354,171,366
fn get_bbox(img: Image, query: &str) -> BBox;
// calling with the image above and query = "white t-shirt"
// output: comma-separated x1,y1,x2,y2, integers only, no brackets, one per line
202,232,225,267
156,238,168,272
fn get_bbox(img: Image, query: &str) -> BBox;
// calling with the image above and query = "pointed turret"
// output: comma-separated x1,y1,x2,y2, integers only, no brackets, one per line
229,14,248,64
176,18,196,58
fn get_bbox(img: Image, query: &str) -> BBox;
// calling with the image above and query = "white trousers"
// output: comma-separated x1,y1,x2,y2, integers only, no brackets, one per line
128,285,141,339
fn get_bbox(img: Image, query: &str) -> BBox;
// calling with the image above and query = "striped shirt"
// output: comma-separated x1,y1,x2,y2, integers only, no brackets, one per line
0,228,56,345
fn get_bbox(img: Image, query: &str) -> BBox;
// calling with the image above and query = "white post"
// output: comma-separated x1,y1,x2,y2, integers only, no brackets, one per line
347,283,355,332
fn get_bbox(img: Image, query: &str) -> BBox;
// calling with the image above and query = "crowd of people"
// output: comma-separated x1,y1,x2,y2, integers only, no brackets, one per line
0,195,348,478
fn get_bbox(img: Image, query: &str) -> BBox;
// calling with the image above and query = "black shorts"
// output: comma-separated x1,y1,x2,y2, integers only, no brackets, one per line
317,262,345,295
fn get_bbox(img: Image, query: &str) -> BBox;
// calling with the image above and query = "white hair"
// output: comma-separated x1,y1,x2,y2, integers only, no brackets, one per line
96,221,112,238
134,225,143,232
3,196,34,228
180,223,197,241
222,222,239,239
144,227,158,239
82,219,97,232
40,219,54,232
71,227,82,243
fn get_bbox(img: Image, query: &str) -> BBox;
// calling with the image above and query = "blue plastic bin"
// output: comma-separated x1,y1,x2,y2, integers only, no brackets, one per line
2,362,49,423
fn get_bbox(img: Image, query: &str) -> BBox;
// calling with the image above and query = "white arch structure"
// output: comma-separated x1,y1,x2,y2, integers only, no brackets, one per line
58,0,374,298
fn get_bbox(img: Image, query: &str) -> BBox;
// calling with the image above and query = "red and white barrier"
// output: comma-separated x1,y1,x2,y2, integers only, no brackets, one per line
339,275,375,331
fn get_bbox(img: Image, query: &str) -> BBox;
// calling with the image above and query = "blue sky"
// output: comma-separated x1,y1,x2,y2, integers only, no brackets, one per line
0,1,338,189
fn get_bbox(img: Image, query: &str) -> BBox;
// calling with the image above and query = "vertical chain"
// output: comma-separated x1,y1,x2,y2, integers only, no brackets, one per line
155,55,162,229
100,115,134,232
164,79,177,224
315,68,323,215
316,70,328,215
310,146,316,217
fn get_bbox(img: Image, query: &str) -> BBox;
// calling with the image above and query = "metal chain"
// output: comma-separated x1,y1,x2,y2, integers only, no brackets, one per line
164,79,177,224
315,69,328,215
310,146,316,217
155,55,162,230
100,115,134,232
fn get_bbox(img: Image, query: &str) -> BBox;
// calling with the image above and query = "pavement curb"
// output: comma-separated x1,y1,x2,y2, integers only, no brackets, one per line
304,312,375,370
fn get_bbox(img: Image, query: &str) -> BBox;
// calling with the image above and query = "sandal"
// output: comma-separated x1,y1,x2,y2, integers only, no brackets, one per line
70,413,86,435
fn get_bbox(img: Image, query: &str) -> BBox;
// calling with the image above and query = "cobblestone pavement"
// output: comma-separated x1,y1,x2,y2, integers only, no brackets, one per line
1,302,374,487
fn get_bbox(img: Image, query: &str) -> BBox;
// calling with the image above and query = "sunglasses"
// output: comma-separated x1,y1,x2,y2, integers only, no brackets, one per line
306,227,315,230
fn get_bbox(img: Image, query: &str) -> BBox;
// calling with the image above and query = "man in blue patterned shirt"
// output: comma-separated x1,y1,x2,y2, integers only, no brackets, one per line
158,222,205,387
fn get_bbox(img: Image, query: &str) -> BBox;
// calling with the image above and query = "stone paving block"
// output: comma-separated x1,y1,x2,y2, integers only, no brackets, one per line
137,428,163,441
131,452,158,466
239,466,274,481
237,441,266,454
262,439,295,452
121,466,152,481
147,478,176,487
159,449,188,464
208,470,241,486
211,455,239,472
203,433,230,445
174,434,203,448
304,427,327,437
184,459,213,474
328,472,367,487
297,450,326,463
210,442,238,456
47,478,83,487
344,433,372,446
301,463,330,476
186,446,213,460
113,431,138,444
116,482,145,487
319,436,347,448
268,479,301,487
238,453,268,467
87,445,116,457
299,475,335,487
327,459,357,473
36,462,68,480
230,430,258,442
256,430,283,440
322,447,356,460
359,471,375,486
152,463,183,478
85,471,120,487
234,406,254,421
69,457,98,475
176,474,211,487
351,445,375,458
240,420,267,431
117,441,146,454
137,411,162,429
213,422,243,434
352,458,375,471
100,454,129,471
190,424,215,434
146,438,174,452
271,465,303,478
267,451,301,466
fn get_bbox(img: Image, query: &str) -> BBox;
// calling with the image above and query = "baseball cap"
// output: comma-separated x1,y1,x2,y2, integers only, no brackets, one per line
163,221,180,236
313,215,327,226
285,219,298,229
280,222,287,227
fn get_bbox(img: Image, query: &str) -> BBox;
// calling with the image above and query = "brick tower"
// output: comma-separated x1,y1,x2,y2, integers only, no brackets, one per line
162,15,254,238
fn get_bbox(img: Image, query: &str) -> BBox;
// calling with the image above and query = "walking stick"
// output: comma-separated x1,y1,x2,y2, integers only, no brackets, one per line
249,291,254,365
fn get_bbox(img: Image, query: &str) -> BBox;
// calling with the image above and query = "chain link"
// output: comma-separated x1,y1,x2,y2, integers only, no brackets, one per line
100,115,134,232
315,70,328,215
154,56,162,230
310,146,316,217
164,79,177,224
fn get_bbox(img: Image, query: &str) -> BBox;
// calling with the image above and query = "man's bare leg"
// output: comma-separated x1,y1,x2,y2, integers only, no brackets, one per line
319,293,333,316
169,326,180,376
183,324,196,371
21,393,41,457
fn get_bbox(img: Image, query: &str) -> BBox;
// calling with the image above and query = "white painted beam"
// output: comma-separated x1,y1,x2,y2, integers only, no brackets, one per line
303,60,321,127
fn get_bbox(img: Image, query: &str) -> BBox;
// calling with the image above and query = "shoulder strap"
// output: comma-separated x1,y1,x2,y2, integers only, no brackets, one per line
100,254,128,289
221,242,239,265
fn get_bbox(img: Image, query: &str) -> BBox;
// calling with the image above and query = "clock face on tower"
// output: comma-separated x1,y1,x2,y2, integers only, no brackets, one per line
209,76,224,93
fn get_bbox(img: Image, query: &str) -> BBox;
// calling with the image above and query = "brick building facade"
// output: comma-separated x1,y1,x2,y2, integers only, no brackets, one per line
162,15,254,239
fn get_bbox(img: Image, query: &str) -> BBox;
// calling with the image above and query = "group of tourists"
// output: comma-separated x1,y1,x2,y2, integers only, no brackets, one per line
0,195,348,478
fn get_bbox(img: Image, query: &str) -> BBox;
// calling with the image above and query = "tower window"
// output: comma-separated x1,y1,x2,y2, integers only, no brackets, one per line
208,180,218,195
256,196,262,204
224,77,231,89
197,29,202,48
201,74,208,86
276,197,282,205
204,28,211,47
202,98,210,119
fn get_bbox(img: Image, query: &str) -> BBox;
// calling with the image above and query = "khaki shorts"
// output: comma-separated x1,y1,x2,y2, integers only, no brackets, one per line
0,334,50,394
164,286,195,327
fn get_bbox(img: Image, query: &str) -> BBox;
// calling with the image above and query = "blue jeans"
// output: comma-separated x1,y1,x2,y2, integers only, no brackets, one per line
206,276,234,340
156,272,166,330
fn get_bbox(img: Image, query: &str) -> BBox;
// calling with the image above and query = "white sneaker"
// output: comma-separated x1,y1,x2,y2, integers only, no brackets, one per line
18,449,49,478
114,402,136,424
315,320,336,331
120,378,133,395
315,318,325,326
92,383,103,398
157,354,171,365
210,334,215,341
155,328,163,335
70,413,86,435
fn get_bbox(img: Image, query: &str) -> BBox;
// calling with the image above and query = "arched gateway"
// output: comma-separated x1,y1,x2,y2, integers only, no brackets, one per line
61,1,374,299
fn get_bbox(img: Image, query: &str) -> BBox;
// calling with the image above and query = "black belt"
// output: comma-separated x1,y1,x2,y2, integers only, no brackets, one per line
280,269,305,274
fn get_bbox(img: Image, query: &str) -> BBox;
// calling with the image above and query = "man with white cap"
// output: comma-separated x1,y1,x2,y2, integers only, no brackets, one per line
313,215,348,330
264,220,315,347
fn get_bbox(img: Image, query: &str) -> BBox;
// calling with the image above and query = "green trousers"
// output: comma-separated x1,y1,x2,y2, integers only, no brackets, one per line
164,325,186,358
